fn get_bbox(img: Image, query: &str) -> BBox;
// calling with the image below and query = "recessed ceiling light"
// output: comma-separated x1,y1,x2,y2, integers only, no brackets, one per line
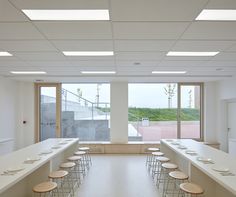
0,52,12,56
196,9,236,21
63,51,114,56
10,71,47,74
22,9,110,20
81,71,116,74
152,71,187,74
166,51,219,56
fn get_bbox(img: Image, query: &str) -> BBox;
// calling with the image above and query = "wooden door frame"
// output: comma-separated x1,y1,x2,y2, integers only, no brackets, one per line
34,83,62,142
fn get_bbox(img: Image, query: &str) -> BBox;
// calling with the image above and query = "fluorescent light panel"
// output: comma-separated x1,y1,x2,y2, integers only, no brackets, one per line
0,52,12,56
196,9,236,21
11,71,47,74
152,71,187,74
81,71,116,74
63,51,114,56
22,9,110,20
167,51,219,56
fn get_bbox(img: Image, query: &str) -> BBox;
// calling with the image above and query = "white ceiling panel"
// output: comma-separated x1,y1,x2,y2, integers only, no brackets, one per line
115,52,165,60
211,52,236,61
116,61,159,67
35,22,112,39
0,22,44,39
182,22,236,40
69,61,115,68
206,0,236,9
113,22,189,39
0,0,28,21
24,61,72,67
114,40,175,51
13,52,66,61
205,61,236,67
225,44,236,52
111,0,207,21
51,40,113,51
171,40,234,51
9,0,109,9
158,60,207,67
0,40,57,51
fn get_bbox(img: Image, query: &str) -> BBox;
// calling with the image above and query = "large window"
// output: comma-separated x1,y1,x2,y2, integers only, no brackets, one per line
61,83,110,141
128,83,203,141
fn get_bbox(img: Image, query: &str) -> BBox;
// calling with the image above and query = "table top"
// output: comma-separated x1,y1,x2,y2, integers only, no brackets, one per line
0,138,79,193
161,139,236,195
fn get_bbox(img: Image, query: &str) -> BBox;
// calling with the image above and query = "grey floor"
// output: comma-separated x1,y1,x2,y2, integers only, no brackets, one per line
76,154,160,197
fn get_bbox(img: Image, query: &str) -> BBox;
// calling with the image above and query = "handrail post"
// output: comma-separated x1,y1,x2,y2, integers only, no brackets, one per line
92,103,94,120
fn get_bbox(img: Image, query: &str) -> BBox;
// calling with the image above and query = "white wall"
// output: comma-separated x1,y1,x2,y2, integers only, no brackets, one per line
0,77,34,153
110,82,128,143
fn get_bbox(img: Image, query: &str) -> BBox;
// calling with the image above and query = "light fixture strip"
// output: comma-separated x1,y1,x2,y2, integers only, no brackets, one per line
196,9,236,21
0,52,12,56
166,51,219,56
22,9,110,20
11,71,47,74
63,51,114,56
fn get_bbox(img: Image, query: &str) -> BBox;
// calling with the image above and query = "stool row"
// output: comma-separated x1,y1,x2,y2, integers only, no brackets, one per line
146,147,204,197
33,147,92,197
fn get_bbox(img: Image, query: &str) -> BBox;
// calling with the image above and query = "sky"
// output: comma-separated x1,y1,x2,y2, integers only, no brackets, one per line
42,83,197,108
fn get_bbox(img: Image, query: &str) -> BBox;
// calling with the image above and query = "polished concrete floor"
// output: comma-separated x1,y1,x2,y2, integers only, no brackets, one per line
77,154,160,197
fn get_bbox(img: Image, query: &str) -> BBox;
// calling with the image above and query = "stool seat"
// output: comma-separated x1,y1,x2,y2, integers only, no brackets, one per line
156,156,170,162
68,156,82,161
74,151,86,155
180,182,204,194
60,162,76,168
79,147,90,151
49,170,68,179
33,181,57,193
152,152,164,156
148,147,160,152
162,162,178,169
169,171,188,180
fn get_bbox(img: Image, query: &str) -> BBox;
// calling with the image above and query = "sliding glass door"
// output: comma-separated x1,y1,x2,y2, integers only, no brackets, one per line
178,83,203,139
35,83,61,142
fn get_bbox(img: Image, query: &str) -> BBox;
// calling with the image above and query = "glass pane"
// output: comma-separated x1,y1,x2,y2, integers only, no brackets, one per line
128,83,178,141
180,85,201,139
61,84,110,141
40,87,57,141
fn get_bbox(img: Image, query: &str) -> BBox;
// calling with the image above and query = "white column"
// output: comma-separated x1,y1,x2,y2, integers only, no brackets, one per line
110,81,128,143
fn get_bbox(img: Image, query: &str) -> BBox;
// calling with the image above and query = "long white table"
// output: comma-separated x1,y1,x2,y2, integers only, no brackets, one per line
161,139,236,197
0,138,79,197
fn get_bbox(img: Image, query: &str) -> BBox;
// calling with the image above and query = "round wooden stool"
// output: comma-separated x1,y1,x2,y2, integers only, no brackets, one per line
150,152,165,175
179,182,204,197
164,170,188,196
74,151,88,173
60,162,77,194
33,181,57,196
49,170,68,196
79,147,92,166
67,156,82,184
146,147,160,166
152,156,170,181
157,162,178,189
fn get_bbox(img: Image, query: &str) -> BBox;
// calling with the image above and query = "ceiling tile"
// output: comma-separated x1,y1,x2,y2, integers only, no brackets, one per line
205,61,236,67
172,40,234,51
114,40,175,51
206,0,236,9
13,52,66,61
10,0,109,9
51,40,113,51
0,22,44,39
158,60,207,67
0,40,57,51
0,0,28,21
182,22,236,40
111,0,207,21
116,61,159,67
211,52,236,61
113,22,189,39
115,52,165,60
35,22,112,39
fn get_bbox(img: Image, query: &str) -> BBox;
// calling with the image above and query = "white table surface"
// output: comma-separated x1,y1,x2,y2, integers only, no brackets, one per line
161,139,236,195
0,138,79,194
